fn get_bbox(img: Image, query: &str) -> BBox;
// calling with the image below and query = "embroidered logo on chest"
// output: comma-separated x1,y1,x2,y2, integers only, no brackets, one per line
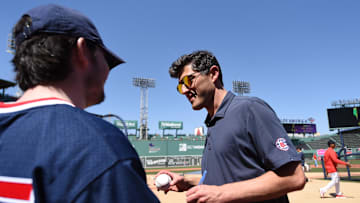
275,138,289,151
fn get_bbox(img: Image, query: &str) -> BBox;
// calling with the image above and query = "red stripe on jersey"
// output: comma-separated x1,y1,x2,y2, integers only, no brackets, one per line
0,181,33,200
0,97,65,108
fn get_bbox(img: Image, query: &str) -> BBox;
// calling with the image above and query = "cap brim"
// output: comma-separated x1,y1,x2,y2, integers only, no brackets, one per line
100,45,125,69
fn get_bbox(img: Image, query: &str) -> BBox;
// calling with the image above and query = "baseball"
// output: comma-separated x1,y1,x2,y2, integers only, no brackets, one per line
155,174,172,190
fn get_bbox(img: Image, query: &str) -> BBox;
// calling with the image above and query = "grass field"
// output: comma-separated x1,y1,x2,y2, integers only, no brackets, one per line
308,159,360,165
309,168,360,172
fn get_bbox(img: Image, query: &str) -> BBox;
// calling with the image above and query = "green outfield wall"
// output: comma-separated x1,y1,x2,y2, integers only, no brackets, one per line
129,138,205,168
130,139,205,156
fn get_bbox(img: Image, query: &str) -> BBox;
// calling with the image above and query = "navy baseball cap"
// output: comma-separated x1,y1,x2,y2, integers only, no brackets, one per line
14,4,125,69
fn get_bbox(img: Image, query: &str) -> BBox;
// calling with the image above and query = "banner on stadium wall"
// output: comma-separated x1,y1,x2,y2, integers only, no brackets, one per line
114,120,138,129
317,149,326,156
130,139,205,156
139,156,202,168
144,157,167,167
159,121,183,130
179,143,204,152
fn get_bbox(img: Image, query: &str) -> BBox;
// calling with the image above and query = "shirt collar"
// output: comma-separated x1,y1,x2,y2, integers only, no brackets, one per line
0,97,74,113
204,91,236,127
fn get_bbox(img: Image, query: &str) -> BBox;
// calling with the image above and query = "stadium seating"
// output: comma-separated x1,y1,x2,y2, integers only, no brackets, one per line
300,134,334,150
301,131,360,151
331,133,360,148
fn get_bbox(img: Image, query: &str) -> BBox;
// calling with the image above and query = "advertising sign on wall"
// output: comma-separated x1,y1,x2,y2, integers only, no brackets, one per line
159,121,183,130
114,120,138,129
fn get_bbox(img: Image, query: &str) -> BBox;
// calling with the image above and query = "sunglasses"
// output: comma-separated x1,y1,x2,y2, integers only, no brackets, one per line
177,73,200,94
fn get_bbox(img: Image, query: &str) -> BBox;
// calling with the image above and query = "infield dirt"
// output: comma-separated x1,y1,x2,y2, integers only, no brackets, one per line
147,172,360,203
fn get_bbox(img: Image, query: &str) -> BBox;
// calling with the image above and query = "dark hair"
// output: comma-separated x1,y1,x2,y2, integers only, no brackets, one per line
169,50,224,86
11,15,96,91
328,140,335,147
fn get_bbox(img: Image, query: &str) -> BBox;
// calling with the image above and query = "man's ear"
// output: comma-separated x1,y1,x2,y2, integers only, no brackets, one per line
209,65,220,83
73,37,89,69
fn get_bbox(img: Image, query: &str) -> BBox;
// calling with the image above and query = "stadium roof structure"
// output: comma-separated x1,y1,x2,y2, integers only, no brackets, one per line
0,78,17,102
0,78,16,89
340,127,360,134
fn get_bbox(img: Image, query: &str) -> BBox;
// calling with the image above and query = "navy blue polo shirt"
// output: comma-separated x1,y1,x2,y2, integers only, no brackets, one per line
201,92,299,202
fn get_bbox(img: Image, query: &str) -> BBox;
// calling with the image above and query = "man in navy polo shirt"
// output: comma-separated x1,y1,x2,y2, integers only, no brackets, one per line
0,4,158,203
156,50,305,202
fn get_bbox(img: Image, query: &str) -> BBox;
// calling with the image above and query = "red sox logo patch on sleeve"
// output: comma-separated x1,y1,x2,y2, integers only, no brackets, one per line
275,138,289,151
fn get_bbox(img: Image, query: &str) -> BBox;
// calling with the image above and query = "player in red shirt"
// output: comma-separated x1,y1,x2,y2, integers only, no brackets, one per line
313,153,318,168
320,140,351,198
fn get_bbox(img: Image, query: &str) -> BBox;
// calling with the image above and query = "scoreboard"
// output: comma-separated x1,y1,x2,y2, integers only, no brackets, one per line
282,123,317,134
327,107,360,129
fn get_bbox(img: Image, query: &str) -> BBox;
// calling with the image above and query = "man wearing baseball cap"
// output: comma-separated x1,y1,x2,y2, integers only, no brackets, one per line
320,140,352,198
0,4,159,202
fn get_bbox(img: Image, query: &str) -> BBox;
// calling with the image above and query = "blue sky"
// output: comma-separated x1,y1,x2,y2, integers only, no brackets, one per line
1,0,360,136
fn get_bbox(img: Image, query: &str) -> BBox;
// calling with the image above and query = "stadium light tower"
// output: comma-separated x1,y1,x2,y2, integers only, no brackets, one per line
133,77,156,140
232,80,250,96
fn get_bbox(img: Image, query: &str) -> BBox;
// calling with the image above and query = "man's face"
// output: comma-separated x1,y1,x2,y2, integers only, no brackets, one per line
85,47,109,107
178,64,214,110
330,143,336,149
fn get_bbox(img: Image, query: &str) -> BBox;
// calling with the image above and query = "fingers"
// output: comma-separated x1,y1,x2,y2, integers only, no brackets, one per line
170,176,182,186
186,185,222,203
168,173,184,186
186,185,202,202
186,190,208,203
186,185,199,196
155,170,180,183
153,170,172,190
154,170,176,185
153,171,185,194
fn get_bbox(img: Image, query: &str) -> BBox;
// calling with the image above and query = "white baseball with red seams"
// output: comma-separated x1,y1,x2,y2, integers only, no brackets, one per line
155,174,172,190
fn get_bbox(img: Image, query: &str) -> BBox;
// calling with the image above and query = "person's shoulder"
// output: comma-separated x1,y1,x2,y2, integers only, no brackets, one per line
45,105,137,159
74,111,133,147
325,148,333,155
50,105,119,132
232,95,268,106
231,95,271,112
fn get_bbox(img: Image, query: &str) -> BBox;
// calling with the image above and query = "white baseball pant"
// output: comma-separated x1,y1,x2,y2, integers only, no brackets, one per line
320,172,340,195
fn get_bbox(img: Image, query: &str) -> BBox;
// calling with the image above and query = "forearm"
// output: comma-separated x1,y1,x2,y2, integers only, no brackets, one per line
334,158,347,165
219,162,305,202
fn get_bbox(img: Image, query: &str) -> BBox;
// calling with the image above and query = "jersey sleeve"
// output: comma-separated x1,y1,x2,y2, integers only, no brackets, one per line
73,158,159,203
247,100,300,171
330,150,348,165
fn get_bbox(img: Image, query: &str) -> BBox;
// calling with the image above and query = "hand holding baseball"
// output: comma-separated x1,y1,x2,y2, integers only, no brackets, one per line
155,174,172,190
154,170,194,193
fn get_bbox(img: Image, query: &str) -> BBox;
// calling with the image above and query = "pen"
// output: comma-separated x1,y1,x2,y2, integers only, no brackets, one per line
198,170,207,185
